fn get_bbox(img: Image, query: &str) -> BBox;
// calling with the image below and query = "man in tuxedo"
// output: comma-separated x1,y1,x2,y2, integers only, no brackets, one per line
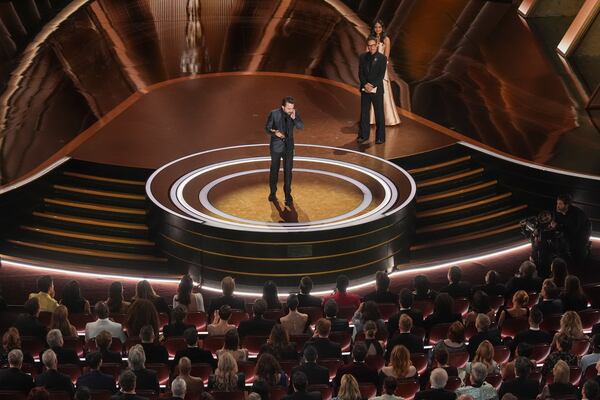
0,349,34,392
440,266,471,298
332,342,378,395
237,299,276,339
357,36,387,144
304,319,342,359
265,96,304,207
289,346,329,393
282,372,321,400
512,306,552,351
35,349,75,397
363,271,399,304
207,276,245,319
385,314,424,362
297,277,322,308
537,279,563,316
111,370,148,400
76,351,117,392
139,325,168,364
323,299,350,333
387,289,423,339
172,328,216,370
415,368,456,400
498,356,540,400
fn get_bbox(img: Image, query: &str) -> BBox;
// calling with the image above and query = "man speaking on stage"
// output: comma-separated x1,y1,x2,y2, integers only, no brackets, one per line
265,96,304,207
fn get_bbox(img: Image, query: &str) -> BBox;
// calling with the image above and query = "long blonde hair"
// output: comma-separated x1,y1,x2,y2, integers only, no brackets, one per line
390,345,411,377
49,305,75,337
214,352,238,391
560,311,584,339
337,374,362,400
473,340,495,372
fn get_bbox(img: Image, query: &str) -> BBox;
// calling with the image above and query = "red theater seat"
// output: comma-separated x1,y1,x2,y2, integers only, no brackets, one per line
410,353,428,374
239,361,256,383
70,314,95,332
146,363,170,385
228,311,249,326
358,384,377,399
243,335,269,355
453,298,470,316
186,312,208,331
290,334,311,352
337,307,356,322
395,379,419,400
21,336,45,359
317,358,344,380
270,386,288,400
365,355,385,370
500,318,529,338
412,300,434,317
329,331,351,352
493,345,511,365
578,309,600,330
378,303,399,320
201,335,225,354
530,344,551,364
428,323,452,345
57,364,81,384
63,336,84,358
447,351,469,369
165,337,187,357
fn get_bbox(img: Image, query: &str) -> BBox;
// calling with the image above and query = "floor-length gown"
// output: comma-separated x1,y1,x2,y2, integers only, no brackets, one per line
370,41,401,126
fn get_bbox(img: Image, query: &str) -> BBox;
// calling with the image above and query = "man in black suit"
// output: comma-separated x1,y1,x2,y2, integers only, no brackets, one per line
512,305,552,351
139,325,168,364
323,299,350,333
172,328,216,370
265,96,304,206
554,193,591,265
387,289,423,339
14,297,47,342
297,277,322,308
289,346,329,393
363,271,399,304
505,261,543,296
537,280,563,316
166,377,186,400
42,329,80,366
111,370,148,400
35,349,75,396
357,36,387,145
414,368,457,400
0,349,34,392
467,314,501,358
304,319,342,359
332,342,378,395
76,351,117,392
440,266,471,298
498,357,540,400
237,299,276,339
283,372,321,400
207,276,245,319
385,314,424,362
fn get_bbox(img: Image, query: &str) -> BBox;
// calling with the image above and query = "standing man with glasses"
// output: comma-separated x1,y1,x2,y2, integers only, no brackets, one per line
357,36,387,144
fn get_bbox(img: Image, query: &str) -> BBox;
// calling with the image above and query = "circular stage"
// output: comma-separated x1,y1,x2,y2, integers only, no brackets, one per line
147,144,416,285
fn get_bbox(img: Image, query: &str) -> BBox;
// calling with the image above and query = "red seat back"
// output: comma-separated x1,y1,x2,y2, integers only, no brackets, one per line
57,363,81,384
410,353,428,374
70,314,95,332
337,307,356,322
228,311,249,327
279,360,299,377
571,338,591,357
500,318,529,338
412,300,434,317
493,345,511,365
530,344,551,364
99,363,122,381
165,337,187,357
358,384,377,399
201,336,225,355
486,373,503,389
146,363,170,385
242,335,269,355
578,309,600,330
428,323,452,345
395,379,419,400
445,376,462,391
317,358,344,380
238,361,256,383
270,386,288,400
209,392,245,400
378,303,399,320
63,336,84,358
365,355,385,371
185,312,207,331
308,385,332,400
21,336,45,359
453,298,470,316
329,331,351,352
290,334,311,352
540,314,562,334
264,310,284,321
447,351,469,369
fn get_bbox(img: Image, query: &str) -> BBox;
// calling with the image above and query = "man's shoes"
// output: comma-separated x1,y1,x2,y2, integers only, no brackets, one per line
268,193,276,202
376,139,385,144
356,137,367,144
285,196,293,207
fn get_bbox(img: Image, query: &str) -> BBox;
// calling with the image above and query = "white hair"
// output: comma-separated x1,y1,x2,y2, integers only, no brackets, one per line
46,329,63,348
127,344,146,370
42,349,58,369
8,349,23,367
171,377,187,398
470,362,488,385
430,367,448,389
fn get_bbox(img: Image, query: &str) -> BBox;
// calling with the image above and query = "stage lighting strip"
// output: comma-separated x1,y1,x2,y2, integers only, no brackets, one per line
169,156,398,232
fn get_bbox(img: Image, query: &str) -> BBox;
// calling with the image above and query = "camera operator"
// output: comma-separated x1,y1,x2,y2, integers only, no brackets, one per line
522,210,568,278
552,193,591,266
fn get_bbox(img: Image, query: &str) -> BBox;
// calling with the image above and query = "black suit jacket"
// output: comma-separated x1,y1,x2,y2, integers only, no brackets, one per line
303,338,341,359
506,276,542,296
237,317,276,339
133,368,159,394
333,362,378,394
14,314,47,341
173,347,216,370
387,309,424,338
537,299,563,316
110,393,149,400
100,349,124,364
325,317,349,333
35,369,75,396
0,367,34,392
512,329,552,350
42,346,80,366
208,296,246,318
385,333,424,361
414,388,457,400
297,294,322,308
498,377,540,400
281,391,321,400
141,343,169,365
76,370,117,392
440,282,471,298
358,52,387,95
290,363,329,387
265,108,304,153
362,290,399,305
467,329,502,358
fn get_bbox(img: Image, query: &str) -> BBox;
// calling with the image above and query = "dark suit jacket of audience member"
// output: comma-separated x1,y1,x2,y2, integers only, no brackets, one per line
474,283,506,298
498,376,541,400
289,363,329,390
133,368,160,394
362,290,399,305
387,309,424,339
423,312,462,332
385,332,424,361
537,299,563,316
0,367,34,392
505,276,543,296
333,362,378,394
35,369,75,396
297,294,322,308
237,317,276,338
303,338,342,359
440,282,471,298
260,343,299,361
14,314,47,342
110,393,149,400
141,342,169,365
467,329,502,358
100,348,124,364
414,388,457,400
76,370,117,392
42,346,80,366
325,317,349,333
173,347,217,370
162,322,195,339
208,296,246,317
559,294,588,312
512,328,553,351
281,391,322,400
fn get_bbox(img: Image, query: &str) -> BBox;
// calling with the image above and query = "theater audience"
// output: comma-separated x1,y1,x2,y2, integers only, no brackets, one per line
282,371,320,400
262,281,282,310
505,261,542,296
464,291,495,328
86,301,127,342
511,305,552,350
432,348,459,377
49,305,78,337
28,275,58,313
173,275,204,312
132,280,170,316
466,340,500,375
475,271,505,298
280,294,311,335
28,387,50,400
440,266,471,298
323,275,361,310
127,344,160,394
583,379,600,400
260,324,298,360
582,334,600,373
175,357,204,396
1,327,35,365
432,320,468,355
415,368,456,400
173,327,216,369
385,314,424,361
333,374,361,400
76,351,117,391
455,362,498,400
550,258,568,289
238,299,276,338
60,280,91,314
324,299,350,333
290,346,329,388
169,377,187,400
125,299,160,338
560,275,588,311
501,342,533,381
537,279,563,316
551,310,588,349
497,290,529,328
106,282,130,315
111,370,145,400
216,329,248,362
297,277,322,308
42,329,80,365
541,333,578,378
333,342,378,395
381,344,416,380
35,349,75,396
140,325,168,364
413,275,438,301
207,305,236,336
363,271,399,304
351,300,387,340
498,356,539,400
467,314,501,359
540,360,577,399
387,289,423,339
363,320,384,356
163,305,195,338
252,352,288,390
424,293,462,330
304,319,342,359
95,330,123,364
15,298,48,341
0,349,34,393
372,375,402,400
207,352,244,391
207,277,245,318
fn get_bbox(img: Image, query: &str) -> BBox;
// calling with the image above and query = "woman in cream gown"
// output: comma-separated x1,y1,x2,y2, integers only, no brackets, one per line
370,21,401,126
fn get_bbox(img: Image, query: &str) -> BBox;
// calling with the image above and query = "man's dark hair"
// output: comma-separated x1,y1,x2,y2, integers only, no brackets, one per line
433,348,449,365
516,342,533,359
287,294,299,311
299,277,313,294
75,386,90,400
515,357,532,378
37,275,53,293
591,334,600,353
366,35,378,44
282,96,295,106
140,325,154,342
335,275,349,293
557,193,573,205
303,345,318,363
24,297,40,316
529,305,543,325
375,271,390,292
218,305,232,321
558,334,572,352
253,299,267,317
95,301,109,319
324,299,338,318
292,371,308,392
352,341,368,362
86,351,102,370
449,266,462,283
383,376,397,395
399,289,413,308
119,370,136,392
584,379,600,399
183,327,198,346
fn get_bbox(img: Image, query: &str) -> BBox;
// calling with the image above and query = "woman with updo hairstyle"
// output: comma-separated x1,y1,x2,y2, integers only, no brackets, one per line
362,320,384,356
351,300,387,340
49,305,77,337
498,290,529,328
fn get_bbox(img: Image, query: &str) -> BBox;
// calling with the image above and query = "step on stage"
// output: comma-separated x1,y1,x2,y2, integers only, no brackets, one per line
147,144,416,285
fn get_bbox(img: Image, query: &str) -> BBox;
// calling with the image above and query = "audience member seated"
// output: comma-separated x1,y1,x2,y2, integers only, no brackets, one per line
15,298,48,341
216,329,248,362
106,282,131,315
173,275,204,313
29,275,59,313
381,344,417,380
541,333,578,378
163,305,195,339
76,351,117,391
456,362,498,400
132,280,170,316
42,329,80,365
467,314,501,359
280,294,311,336
86,301,127,343
551,310,588,349
474,271,505,298
111,370,146,400
363,320,384,356
432,348,459,377
582,334,600,373
501,342,533,381
505,261,543,296
95,330,123,364
297,277,322,308
433,321,468,355
324,300,350,333
537,279,563,316
238,299,276,339
173,327,216,370
497,290,529,328
323,275,361,310
28,387,51,400
372,375,403,400
35,349,75,396
139,325,168,364
260,324,298,360
304,319,342,359
262,281,282,310
440,266,471,298
251,353,289,391
168,377,187,400
207,352,245,391
387,289,423,339
550,258,568,289
60,280,91,314
363,271,399,304
125,299,160,338
414,368,457,400
1,327,35,365
464,291,495,328
539,360,578,399
583,379,600,400
175,357,204,396
466,341,500,375
332,374,361,400
385,314,424,361
413,275,438,301
207,277,245,318
498,356,539,400
0,349,34,392
333,342,379,395
352,301,387,340
290,346,329,388
50,305,78,337
207,305,236,336
560,275,589,312
511,305,552,351
127,344,160,394
424,293,462,331
282,371,321,400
